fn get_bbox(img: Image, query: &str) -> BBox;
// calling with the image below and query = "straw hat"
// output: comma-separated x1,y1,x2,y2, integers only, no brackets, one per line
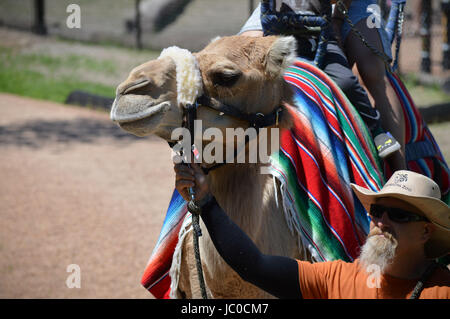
351,170,450,259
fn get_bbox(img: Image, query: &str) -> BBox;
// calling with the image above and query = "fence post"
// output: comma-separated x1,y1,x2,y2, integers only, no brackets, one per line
442,0,450,69
33,0,47,35
420,0,432,73
135,0,142,49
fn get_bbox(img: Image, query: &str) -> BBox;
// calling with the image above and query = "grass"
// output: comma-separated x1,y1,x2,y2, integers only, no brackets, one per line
0,67,115,104
0,46,116,104
401,72,450,107
16,52,118,75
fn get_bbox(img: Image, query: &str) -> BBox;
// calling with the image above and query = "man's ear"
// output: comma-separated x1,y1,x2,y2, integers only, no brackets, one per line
422,223,435,243
265,36,297,78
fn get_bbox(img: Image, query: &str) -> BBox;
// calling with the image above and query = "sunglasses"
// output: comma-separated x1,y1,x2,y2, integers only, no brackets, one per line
369,204,429,223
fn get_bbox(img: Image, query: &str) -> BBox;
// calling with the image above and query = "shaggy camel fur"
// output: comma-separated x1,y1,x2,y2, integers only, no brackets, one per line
111,35,314,298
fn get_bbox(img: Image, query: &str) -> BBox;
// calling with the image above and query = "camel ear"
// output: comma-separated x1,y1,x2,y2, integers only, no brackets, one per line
265,36,297,78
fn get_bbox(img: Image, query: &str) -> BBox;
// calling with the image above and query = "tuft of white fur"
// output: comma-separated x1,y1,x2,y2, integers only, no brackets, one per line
266,36,298,78
268,164,318,262
272,36,297,70
169,214,193,299
159,46,203,106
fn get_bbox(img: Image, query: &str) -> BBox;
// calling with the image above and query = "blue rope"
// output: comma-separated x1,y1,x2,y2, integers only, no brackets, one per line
385,0,406,72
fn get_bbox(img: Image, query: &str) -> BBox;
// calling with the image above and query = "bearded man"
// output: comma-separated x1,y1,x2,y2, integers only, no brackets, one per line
174,166,450,299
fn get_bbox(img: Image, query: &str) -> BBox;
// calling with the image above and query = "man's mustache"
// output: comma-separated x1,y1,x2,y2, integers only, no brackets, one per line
368,227,395,241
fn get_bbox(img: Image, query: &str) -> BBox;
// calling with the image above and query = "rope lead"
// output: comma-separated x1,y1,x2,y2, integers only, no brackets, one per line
188,198,208,299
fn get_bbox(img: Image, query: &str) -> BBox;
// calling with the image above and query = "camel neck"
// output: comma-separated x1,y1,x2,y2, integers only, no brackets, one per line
208,163,268,230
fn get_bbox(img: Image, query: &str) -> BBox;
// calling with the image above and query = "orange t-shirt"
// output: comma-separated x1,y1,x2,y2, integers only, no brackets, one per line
296,259,450,299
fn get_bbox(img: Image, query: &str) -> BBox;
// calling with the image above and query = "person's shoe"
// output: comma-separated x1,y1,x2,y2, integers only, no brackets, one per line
374,132,401,159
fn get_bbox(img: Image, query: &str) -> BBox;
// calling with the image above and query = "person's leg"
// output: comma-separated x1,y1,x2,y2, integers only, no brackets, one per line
344,20,406,171
239,9,380,134
323,38,383,137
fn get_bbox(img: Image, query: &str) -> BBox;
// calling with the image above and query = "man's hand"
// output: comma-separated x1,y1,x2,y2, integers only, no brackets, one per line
174,163,210,203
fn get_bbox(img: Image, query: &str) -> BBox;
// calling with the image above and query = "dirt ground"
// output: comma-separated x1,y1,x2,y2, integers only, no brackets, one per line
0,93,174,298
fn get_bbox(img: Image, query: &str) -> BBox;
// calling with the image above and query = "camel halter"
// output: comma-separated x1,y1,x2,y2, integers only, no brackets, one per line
159,46,208,299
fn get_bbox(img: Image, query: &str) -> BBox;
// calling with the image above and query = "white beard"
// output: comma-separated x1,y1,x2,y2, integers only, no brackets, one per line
359,228,398,274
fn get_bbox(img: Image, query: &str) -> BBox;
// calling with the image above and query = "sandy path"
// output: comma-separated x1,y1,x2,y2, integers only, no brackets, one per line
0,93,174,298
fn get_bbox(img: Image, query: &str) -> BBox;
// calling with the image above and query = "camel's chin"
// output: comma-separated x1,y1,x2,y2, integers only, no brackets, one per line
111,96,179,138
118,111,166,137
119,116,181,142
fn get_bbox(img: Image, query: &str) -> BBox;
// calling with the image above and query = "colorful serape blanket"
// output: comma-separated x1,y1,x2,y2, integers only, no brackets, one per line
141,190,188,299
140,59,449,298
271,60,384,262
386,71,450,204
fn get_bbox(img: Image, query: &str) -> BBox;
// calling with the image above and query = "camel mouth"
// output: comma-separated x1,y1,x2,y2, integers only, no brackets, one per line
110,96,170,124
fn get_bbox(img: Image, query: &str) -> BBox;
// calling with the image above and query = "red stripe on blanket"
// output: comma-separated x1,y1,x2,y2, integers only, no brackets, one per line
140,218,184,298
285,73,343,140
282,109,361,259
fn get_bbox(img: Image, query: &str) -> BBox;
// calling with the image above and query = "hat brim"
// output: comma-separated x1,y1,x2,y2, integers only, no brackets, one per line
351,183,450,259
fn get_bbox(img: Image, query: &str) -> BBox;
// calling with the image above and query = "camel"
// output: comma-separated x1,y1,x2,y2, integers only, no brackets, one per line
111,35,313,298
111,35,317,298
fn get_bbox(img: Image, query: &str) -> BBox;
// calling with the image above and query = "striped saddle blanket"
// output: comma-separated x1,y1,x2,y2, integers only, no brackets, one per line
140,59,450,298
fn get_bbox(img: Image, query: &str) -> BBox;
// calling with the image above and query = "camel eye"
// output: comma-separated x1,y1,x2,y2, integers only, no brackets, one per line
211,70,241,87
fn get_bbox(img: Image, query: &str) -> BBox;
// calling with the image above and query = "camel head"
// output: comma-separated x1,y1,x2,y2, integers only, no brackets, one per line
110,35,297,142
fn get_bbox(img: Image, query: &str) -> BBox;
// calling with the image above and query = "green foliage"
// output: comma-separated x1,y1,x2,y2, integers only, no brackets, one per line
401,73,450,107
0,46,115,103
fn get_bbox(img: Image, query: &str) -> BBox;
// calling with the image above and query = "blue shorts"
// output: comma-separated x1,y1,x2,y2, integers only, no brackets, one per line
340,0,393,61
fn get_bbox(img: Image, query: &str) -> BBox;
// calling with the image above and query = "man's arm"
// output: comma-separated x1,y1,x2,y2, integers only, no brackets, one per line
201,196,301,299
174,163,301,299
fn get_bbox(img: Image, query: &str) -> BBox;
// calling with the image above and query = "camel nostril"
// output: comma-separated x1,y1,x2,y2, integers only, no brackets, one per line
121,79,152,95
